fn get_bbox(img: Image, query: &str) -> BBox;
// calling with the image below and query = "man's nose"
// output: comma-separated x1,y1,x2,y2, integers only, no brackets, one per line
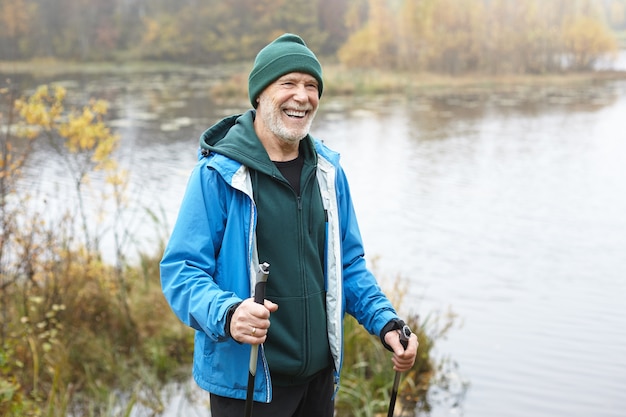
292,84,309,101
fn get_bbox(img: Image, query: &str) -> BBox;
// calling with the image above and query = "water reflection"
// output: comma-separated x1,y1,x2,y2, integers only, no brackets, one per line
313,81,626,417
4,71,626,417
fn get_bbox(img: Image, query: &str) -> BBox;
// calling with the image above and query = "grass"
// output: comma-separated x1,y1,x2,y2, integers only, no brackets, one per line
0,82,196,415
336,310,464,417
325,65,626,97
334,274,465,417
0,246,195,416
3,57,624,98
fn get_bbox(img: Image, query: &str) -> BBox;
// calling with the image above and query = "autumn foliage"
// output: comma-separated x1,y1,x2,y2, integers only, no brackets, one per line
0,0,621,74
339,0,619,73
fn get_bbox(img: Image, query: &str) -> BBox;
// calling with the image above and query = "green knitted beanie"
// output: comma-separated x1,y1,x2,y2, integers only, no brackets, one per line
248,33,323,108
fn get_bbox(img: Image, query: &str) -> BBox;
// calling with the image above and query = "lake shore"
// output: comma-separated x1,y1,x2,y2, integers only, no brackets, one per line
2,59,626,99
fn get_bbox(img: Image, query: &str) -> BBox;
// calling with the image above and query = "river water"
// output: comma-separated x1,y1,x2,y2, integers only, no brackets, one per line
5,68,626,417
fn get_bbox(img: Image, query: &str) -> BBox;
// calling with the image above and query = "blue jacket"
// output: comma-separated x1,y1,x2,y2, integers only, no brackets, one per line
160,112,399,402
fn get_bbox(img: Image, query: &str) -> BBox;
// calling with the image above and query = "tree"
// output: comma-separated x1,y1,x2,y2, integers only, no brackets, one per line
338,0,397,68
396,0,437,71
16,85,120,254
562,14,619,70
318,0,350,55
0,0,36,59
606,0,626,29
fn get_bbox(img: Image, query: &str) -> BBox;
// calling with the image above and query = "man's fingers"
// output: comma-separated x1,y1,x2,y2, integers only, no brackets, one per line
392,333,419,371
264,299,279,312
230,298,278,344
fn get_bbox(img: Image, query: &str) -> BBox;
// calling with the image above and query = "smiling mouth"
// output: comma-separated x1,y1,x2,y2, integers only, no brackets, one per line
284,109,307,118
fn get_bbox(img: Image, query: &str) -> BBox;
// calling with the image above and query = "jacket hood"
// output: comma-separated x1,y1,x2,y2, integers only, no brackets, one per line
199,109,318,176
199,110,275,175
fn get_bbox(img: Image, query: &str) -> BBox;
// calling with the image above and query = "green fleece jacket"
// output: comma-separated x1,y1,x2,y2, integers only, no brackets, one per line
200,110,330,385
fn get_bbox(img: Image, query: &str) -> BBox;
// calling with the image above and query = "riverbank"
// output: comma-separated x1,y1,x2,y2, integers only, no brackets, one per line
323,66,626,97
2,59,625,99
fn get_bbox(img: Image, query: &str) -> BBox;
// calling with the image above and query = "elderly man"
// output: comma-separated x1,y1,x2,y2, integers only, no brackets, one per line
160,33,418,417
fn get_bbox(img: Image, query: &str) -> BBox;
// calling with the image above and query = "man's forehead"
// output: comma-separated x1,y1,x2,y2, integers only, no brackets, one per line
276,72,318,83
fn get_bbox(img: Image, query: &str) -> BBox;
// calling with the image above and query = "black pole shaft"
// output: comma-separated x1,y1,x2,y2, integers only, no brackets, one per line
387,324,412,417
244,358,258,417
388,371,402,417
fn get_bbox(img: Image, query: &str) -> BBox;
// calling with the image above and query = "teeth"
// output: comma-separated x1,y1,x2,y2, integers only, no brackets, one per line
285,109,306,117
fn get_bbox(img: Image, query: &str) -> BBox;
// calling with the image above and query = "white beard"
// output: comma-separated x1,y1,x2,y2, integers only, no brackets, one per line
258,94,317,144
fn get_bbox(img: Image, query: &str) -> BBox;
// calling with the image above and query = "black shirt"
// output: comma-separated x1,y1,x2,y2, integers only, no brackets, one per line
274,153,304,195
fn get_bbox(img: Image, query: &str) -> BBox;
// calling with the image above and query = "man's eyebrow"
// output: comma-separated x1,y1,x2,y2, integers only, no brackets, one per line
278,74,317,83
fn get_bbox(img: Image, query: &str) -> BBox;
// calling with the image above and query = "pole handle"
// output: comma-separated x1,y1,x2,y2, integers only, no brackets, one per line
399,324,411,350
253,262,270,304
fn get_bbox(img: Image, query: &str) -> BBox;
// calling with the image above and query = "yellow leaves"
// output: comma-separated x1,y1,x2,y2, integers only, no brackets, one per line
140,14,189,57
15,84,66,128
561,15,619,69
339,0,398,69
58,100,118,163
141,17,161,45
90,98,108,115
17,86,120,173
340,0,620,74
106,168,129,188
3,84,130,261
17,98,48,126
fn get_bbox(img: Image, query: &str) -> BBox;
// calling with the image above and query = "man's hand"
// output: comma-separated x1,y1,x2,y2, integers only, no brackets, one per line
384,329,419,372
229,298,278,344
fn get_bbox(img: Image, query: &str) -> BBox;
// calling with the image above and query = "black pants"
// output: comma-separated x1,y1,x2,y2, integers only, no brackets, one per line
209,367,335,417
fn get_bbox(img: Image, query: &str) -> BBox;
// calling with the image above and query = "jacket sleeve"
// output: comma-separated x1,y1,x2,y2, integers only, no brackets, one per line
335,166,399,336
160,160,242,341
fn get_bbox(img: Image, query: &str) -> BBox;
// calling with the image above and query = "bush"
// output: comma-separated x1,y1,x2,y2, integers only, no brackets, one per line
336,284,465,417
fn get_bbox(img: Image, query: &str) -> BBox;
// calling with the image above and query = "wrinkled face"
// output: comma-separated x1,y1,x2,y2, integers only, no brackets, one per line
256,72,320,144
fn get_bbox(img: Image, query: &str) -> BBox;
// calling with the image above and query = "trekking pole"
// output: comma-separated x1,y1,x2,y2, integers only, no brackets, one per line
387,322,412,417
244,262,270,417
